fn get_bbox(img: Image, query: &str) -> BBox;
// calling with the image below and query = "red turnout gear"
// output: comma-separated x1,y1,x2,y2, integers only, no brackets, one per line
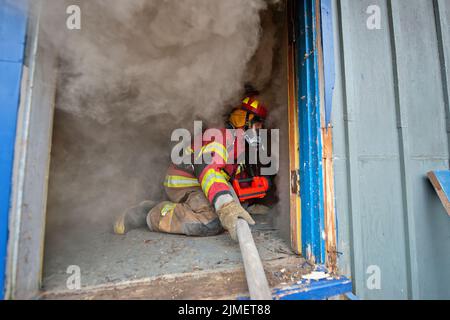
164,128,245,207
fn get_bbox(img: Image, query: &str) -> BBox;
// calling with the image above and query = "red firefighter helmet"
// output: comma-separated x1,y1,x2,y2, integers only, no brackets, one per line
241,96,268,120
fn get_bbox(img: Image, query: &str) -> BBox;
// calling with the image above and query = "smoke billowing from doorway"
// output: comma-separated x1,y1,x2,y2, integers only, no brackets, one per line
39,0,286,230
48,0,279,124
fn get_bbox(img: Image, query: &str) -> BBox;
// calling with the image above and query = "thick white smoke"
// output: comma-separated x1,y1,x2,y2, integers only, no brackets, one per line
53,0,271,124
41,0,286,232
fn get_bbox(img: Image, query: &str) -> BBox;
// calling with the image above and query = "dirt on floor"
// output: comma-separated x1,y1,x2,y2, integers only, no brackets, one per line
41,255,312,300
42,214,302,293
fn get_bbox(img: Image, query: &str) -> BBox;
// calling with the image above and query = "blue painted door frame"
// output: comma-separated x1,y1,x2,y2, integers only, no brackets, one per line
320,0,335,128
296,0,325,264
295,0,335,265
0,0,28,299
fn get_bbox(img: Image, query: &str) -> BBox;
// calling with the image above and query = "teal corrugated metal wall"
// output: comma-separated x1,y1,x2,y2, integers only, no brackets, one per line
332,0,450,299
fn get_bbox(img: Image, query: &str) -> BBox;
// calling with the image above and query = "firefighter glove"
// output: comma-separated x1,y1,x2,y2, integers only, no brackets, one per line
216,201,256,241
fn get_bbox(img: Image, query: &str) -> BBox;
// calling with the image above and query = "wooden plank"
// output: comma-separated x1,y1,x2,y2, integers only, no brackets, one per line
322,128,338,273
316,0,338,274
287,0,302,255
39,256,311,300
428,171,450,216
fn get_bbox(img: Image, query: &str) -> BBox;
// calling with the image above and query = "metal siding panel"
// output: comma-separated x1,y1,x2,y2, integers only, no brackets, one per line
333,0,450,299
331,0,354,280
392,1,447,158
358,160,409,299
390,0,450,299
435,0,450,153
335,0,409,299
333,160,352,275
410,161,450,299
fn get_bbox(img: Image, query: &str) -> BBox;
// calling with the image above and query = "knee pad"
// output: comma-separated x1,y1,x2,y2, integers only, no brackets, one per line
183,218,224,237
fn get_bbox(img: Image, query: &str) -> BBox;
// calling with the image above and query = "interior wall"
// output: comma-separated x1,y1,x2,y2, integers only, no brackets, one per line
44,1,290,247
268,14,290,243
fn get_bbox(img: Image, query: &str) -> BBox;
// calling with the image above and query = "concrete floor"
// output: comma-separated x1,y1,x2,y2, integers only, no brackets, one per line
42,215,295,292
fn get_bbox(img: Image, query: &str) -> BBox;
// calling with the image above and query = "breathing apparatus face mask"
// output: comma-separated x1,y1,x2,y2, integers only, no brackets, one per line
244,111,264,147
244,128,261,148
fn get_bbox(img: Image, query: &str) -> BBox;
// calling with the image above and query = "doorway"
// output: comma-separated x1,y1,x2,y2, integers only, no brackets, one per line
6,0,337,299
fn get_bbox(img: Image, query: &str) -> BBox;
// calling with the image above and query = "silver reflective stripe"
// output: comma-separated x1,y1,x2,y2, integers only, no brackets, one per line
164,176,200,188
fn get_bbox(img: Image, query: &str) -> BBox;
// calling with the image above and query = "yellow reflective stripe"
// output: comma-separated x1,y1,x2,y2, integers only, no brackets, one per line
159,203,176,232
243,97,250,104
164,175,200,188
221,169,231,181
195,142,228,162
165,175,198,182
161,203,177,217
203,142,228,162
201,169,228,196
250,100,259,109
184,147,194,156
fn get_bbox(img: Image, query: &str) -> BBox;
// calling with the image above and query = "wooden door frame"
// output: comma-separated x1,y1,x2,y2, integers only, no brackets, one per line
287,0,337,271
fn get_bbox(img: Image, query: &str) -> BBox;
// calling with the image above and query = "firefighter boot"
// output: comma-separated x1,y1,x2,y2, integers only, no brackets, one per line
114,200,156,235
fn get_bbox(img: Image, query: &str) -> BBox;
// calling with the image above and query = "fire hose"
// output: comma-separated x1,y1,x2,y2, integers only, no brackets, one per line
229,183,272,300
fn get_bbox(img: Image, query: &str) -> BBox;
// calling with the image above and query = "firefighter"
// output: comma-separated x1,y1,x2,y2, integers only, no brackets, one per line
114,92,268,241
